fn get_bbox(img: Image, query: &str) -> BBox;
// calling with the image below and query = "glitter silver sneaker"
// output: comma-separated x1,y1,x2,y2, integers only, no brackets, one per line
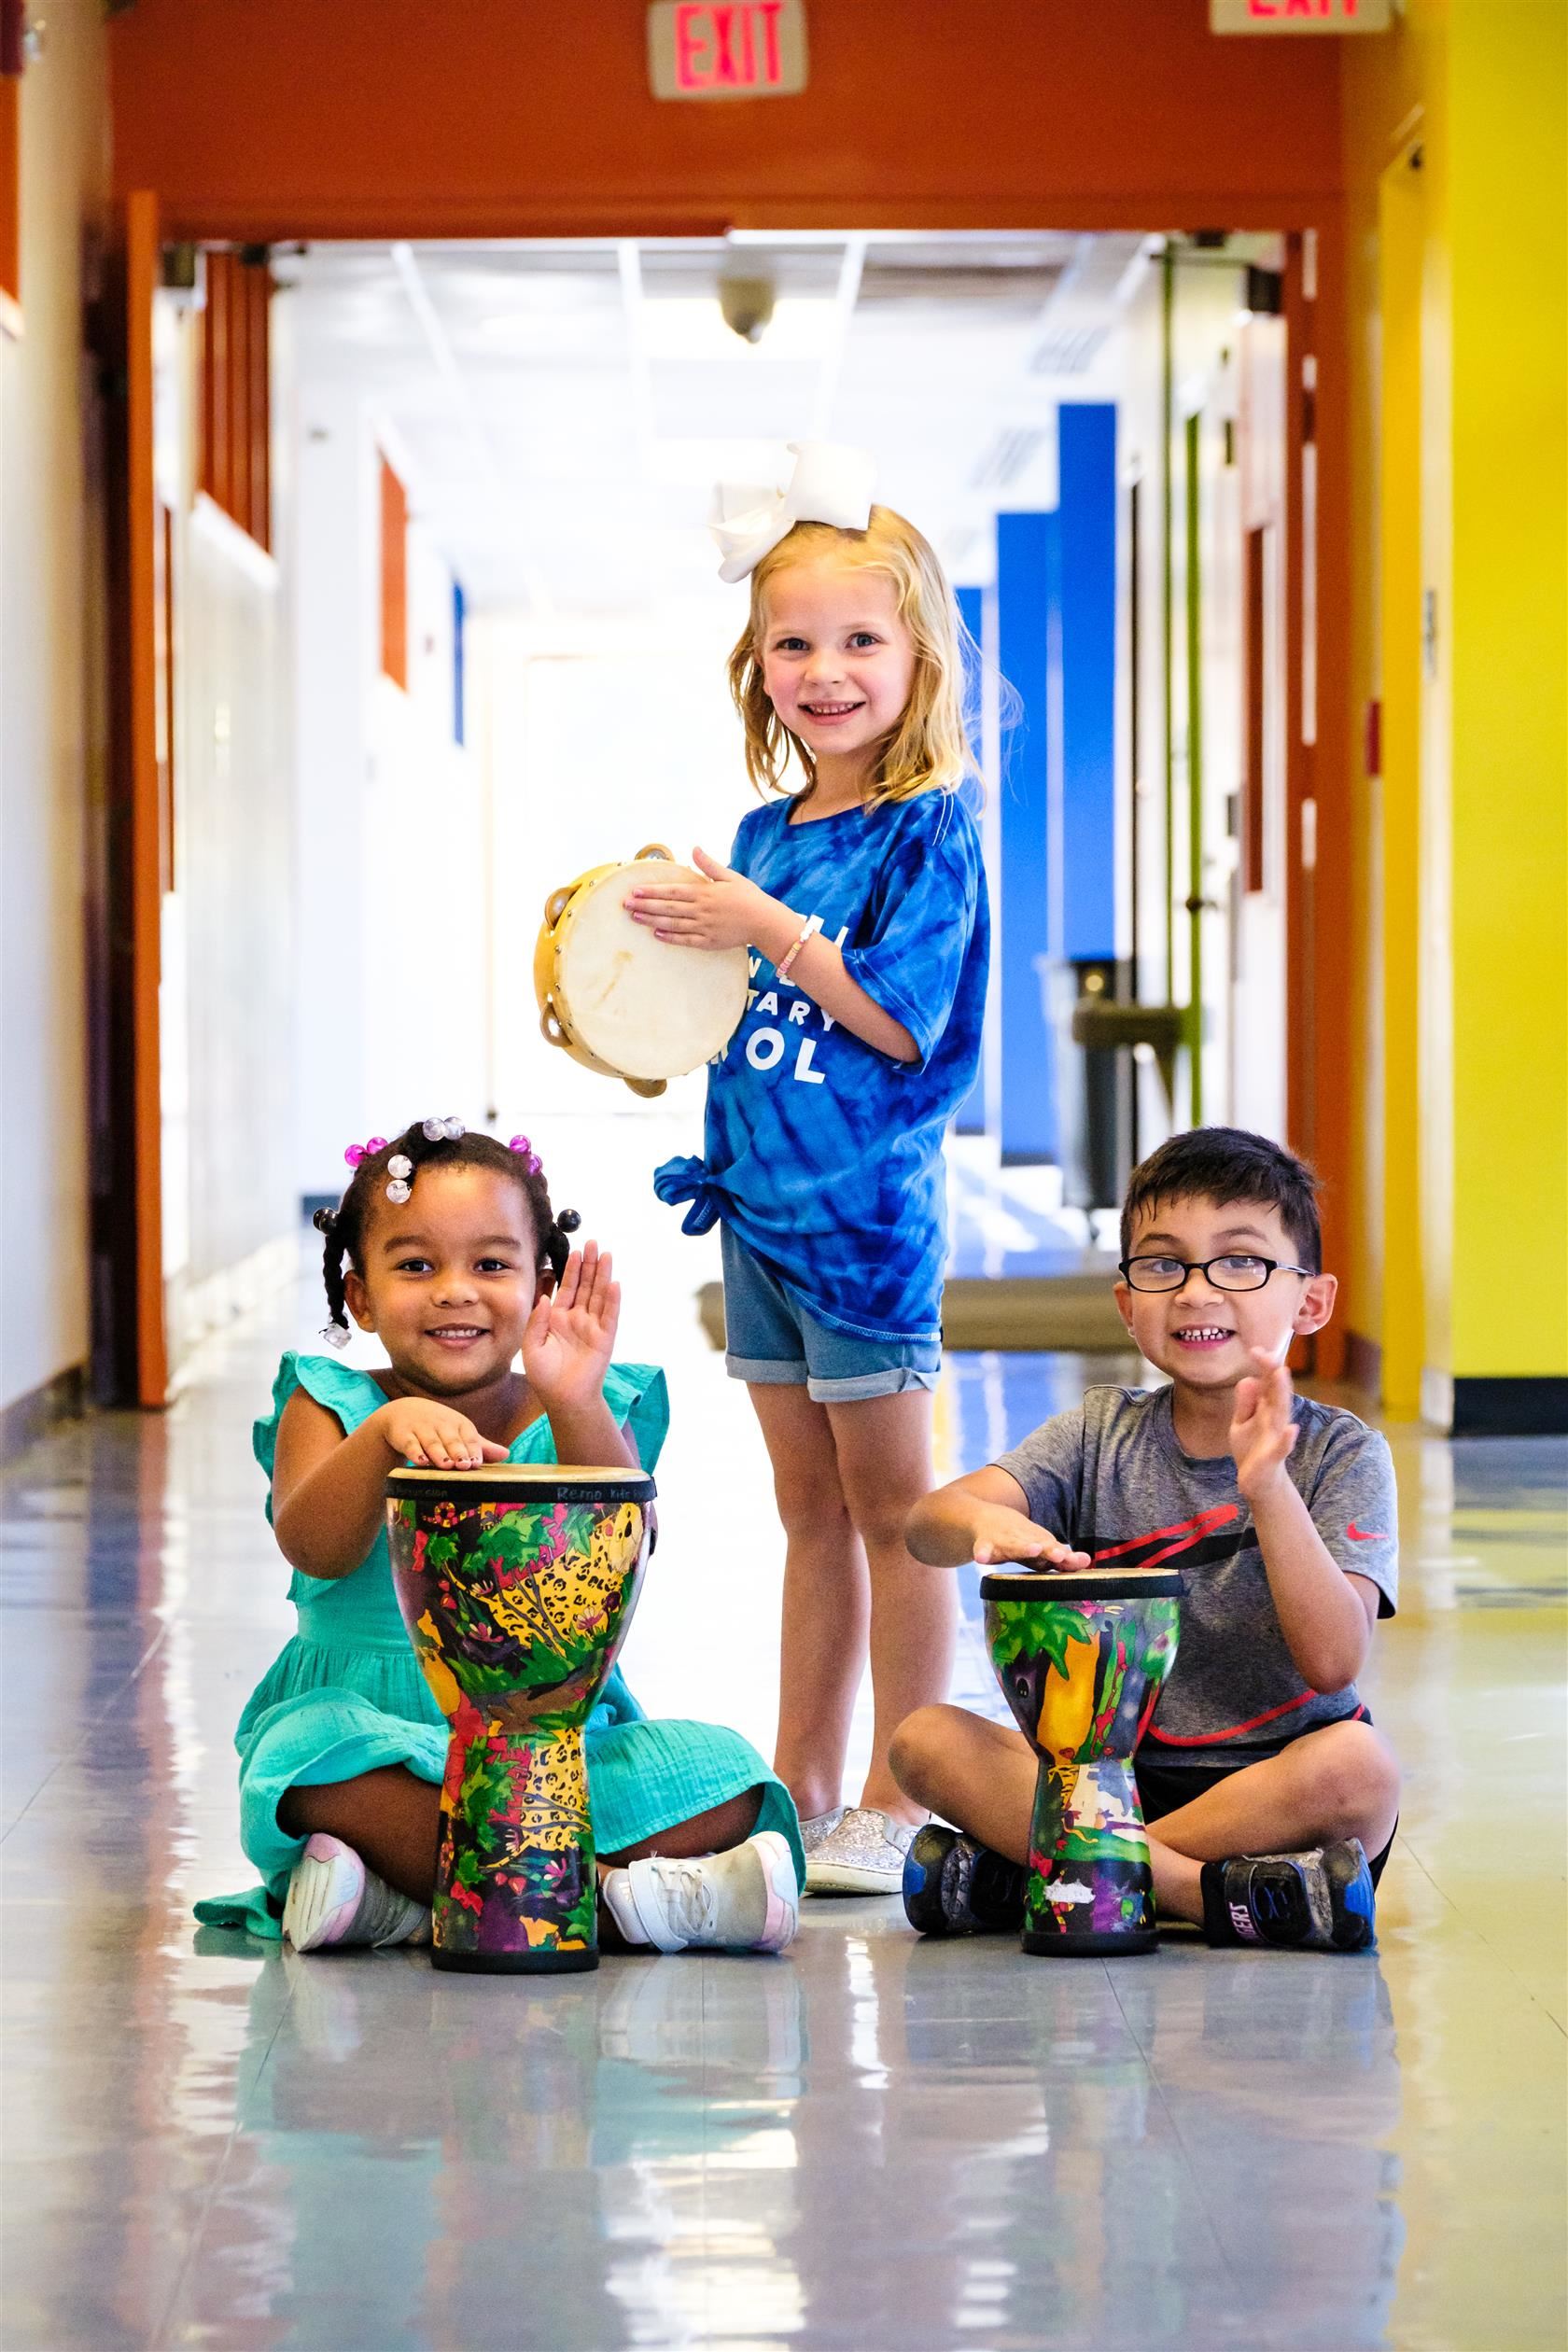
798,1806,846,1857
805,1807,917,1896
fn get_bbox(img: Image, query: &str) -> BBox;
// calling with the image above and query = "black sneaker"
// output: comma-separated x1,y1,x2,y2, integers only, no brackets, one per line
1200,1839,1376,1953
903,1825,1028,1938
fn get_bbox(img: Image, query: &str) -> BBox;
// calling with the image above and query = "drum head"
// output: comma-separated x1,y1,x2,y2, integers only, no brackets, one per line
386,1463,656,1506
558,861,749,1083
979,1564,1184,1603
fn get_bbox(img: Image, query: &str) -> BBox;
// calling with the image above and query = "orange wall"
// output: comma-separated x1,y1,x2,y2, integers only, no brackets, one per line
109,0,1344,240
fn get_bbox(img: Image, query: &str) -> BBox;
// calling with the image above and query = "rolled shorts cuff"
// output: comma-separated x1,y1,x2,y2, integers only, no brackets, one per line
726,1351,811,1386
804,1365,940,1403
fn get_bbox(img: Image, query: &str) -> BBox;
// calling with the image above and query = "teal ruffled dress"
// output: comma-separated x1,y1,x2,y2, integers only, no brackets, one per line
193,1352,803,1938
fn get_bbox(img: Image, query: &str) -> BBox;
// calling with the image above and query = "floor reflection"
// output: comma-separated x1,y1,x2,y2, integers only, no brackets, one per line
161,1911,1409,2350
1,1124,1564,2349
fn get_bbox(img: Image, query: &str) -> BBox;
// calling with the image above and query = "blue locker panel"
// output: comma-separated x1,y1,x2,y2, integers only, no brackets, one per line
953,583,987,1136
996,511,1057,1163
1057,405,1117,960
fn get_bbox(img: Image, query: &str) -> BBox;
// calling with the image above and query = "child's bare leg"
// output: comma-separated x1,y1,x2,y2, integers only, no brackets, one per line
279,1766,440,1902
750,1383,869,1820
600,1786,763,1868
828,1391,955,1827
1145,1722,1402,1925
889,1704,1036,1863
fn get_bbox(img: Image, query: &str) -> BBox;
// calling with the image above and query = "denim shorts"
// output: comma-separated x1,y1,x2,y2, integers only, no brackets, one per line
721,1227,940,1404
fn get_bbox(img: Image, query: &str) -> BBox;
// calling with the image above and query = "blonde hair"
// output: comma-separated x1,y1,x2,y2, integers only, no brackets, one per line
726,505,975,809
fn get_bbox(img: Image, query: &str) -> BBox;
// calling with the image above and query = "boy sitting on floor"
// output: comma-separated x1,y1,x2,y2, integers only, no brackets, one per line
891,1127,1400,1953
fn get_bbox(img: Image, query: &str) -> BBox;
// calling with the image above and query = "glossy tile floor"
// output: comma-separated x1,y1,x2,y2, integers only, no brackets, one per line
3,1118,1565,2349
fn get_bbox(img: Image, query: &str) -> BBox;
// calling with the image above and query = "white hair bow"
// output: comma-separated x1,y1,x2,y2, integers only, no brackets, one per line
710,440,876,584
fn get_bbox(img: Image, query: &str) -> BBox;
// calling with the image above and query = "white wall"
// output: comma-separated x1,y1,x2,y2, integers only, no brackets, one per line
477,604,748,1141
292,379,377,1193
0,14,110,1414
291,391,485,1198
149,288,298,1376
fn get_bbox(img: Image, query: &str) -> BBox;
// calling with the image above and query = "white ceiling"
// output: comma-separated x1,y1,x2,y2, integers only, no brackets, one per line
276,231,1150,621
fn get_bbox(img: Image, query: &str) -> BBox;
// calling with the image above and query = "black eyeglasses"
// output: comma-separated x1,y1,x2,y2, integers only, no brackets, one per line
1119,1253,1312,1294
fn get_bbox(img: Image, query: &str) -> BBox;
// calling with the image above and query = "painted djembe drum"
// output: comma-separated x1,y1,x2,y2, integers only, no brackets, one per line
385,1463,654,1974
981,1566,1183,1956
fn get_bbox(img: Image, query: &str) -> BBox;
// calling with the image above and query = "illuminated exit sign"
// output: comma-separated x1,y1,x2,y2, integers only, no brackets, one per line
1211,0,1392,28
648,2,808,100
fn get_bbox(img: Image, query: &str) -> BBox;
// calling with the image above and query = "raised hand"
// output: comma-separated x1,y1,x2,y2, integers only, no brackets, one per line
971,1503,1091,1571
623,847,777,953
376,1398,509,1471
1230,1345,1300,1502
523,1242,620,1413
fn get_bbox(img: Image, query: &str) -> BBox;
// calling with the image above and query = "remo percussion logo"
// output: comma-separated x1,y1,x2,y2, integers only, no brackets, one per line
728,927,848,1085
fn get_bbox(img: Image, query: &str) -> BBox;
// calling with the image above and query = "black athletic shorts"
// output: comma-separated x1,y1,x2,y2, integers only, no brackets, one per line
1137,1756,1397,1887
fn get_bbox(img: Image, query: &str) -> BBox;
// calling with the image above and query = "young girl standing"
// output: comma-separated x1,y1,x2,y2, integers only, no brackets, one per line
629,451,989,1894
194,1118,803,1957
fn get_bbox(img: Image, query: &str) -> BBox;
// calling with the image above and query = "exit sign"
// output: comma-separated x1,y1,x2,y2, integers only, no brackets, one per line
648,2,808,100
1211,0,1392,29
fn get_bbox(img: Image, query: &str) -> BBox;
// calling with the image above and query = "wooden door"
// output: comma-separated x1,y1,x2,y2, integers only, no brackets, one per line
103,190,168,1407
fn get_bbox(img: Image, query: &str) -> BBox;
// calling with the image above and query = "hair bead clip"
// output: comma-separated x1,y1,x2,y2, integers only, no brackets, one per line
556,1208,581,1235
312,1206,337,1235
343,1136,387,1169
510,1134,543,1173
318,1321,352,1352
385,1152,413,1205
423,1115,465,1143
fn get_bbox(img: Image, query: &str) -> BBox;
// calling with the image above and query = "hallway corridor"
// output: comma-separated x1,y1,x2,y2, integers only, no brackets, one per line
1,1128,1562,2350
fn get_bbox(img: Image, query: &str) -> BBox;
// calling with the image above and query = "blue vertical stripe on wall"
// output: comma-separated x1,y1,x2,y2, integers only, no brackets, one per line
1057,405,1117,961
996,511,1057,1163
453,580,467,748
954,583,987,1135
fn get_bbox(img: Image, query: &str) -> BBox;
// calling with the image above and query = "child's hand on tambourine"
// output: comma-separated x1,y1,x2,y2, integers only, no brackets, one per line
970,1503,1090,1571
376,1398,510,1471
623,847,776,953
524,1242,620,1412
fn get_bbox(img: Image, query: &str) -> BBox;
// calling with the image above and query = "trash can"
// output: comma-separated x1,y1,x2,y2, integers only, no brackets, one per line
1043,957,1129,1211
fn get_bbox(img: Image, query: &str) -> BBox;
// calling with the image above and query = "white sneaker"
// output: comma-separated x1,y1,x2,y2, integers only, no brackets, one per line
601,1831,799,1954
804,1807,917,1896
282,1833,432,1953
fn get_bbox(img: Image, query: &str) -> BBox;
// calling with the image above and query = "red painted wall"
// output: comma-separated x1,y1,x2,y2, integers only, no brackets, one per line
109,0,1343,241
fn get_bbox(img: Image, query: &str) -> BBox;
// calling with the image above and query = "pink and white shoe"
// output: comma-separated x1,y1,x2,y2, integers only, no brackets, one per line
282,1832,431,1953
601,1830,799,1955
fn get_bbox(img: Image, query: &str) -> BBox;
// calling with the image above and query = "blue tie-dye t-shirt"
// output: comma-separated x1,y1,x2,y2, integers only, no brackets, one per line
654,790,989,1344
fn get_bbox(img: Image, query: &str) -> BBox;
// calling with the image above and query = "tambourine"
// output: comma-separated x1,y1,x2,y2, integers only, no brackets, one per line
533,844,749,1098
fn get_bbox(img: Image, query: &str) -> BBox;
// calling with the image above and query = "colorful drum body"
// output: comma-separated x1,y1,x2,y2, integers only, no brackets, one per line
534,842,749,1099
385,1463,654,1974
981,1567,1183,1956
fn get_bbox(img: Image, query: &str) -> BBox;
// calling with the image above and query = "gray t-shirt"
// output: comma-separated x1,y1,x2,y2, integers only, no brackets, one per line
995,1385,1398,1769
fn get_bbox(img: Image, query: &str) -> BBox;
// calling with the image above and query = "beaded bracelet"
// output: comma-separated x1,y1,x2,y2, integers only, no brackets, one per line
775,914,822,985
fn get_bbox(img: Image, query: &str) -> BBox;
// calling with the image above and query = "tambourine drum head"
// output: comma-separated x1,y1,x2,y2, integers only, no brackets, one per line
562,861,748,1083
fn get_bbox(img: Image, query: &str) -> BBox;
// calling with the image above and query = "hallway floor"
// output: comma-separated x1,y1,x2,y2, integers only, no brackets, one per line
2,1123,1564,2350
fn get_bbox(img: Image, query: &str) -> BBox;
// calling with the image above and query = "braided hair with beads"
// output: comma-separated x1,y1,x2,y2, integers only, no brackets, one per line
312,1121,581,1348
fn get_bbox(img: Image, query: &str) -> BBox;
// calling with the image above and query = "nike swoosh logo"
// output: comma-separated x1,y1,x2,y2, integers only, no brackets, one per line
1346,1522,1388,1542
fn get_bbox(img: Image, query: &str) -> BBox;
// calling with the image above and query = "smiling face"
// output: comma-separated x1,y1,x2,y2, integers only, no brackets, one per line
1113,1193,1337,1394
758,559,917,776
343,1164,551,1398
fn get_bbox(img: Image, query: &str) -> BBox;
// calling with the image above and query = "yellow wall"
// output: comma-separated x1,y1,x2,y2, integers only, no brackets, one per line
1446,0,1567,1382
1342,0,1568,1411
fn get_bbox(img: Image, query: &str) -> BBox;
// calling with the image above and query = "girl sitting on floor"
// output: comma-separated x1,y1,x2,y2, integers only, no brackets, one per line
194,1117,802,1957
